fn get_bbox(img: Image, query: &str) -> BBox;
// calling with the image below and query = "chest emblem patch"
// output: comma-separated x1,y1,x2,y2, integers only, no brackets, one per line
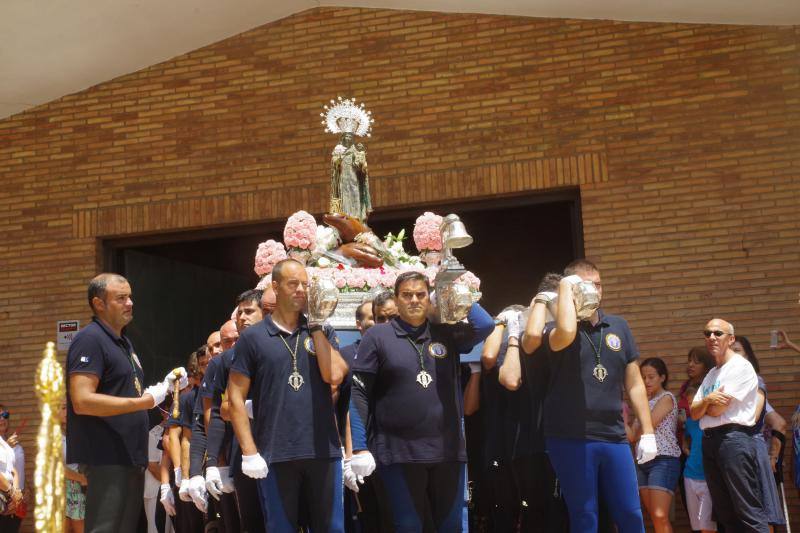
605,333,622,351
303,336,316,356
428,342,448,358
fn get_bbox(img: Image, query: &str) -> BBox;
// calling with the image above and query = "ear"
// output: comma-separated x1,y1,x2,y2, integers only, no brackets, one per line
92,296,105,312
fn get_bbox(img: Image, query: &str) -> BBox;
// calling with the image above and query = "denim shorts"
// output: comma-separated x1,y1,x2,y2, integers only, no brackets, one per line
636,455,681,493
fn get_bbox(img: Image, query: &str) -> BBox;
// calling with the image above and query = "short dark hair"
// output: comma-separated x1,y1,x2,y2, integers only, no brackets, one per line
272,258,303,283
734,336,759,373
687,346,714,375
537,272,562,293
236,289,263,307
394,271,430,296
372,291,396,317
87,273,128,312
564,259,599,277
187,351,200,378
355,301,372,323
640,357,670,389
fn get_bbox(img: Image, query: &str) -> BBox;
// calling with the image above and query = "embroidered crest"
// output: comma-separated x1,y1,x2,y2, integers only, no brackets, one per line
428,342,448,359
605,333,622,351
304,336,316,356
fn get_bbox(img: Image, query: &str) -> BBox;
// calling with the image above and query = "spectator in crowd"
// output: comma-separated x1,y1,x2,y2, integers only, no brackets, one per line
679,348,717,533
0,404,23,533
0,405,26,532
59,401,87,533
731,336,786,530
627,358,681,533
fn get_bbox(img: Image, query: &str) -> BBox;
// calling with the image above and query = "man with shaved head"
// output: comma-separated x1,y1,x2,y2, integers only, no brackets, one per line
219,320,238,351
690,318,766,532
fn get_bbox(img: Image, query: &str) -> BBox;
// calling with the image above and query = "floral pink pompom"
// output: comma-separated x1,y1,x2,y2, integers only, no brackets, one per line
254,240,287,277
284,211,317,250
457,271,481,290
413,212,443,253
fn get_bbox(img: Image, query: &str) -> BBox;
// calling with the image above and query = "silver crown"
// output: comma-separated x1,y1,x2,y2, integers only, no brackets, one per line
320,96,373,137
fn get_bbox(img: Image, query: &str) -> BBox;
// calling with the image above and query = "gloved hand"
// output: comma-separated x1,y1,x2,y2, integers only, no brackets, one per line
178,477,191,502
350,451,376,478
173,467,183,487
205,466,223,501
343,456,363,493
241,453,269,479
159,483,176,516
496,309,517,326
636,433,658,464
533,291,558,305
219,466,235,494
188,475,207,513
468,362,482,374
245,399,253,419
506,312,522,339
562,274,584,286
144,367,189,407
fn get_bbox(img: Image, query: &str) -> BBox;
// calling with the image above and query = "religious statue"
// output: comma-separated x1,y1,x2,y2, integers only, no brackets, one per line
321,97,374,221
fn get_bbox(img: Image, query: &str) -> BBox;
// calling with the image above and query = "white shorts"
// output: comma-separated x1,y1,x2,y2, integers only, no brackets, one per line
684,477,717,531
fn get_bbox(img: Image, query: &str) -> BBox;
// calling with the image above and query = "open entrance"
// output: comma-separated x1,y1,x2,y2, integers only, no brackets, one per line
103,189,582,382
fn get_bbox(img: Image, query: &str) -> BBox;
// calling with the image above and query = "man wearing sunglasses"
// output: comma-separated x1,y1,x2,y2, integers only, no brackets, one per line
690,319,766,532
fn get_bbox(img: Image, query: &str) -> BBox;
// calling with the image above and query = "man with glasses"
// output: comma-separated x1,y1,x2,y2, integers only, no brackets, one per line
690,318,767,532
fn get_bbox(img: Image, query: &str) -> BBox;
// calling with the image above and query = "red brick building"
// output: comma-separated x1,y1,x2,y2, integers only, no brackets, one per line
1,7,798,530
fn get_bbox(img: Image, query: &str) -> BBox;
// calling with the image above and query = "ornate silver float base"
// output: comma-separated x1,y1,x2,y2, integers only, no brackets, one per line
328,291,372,330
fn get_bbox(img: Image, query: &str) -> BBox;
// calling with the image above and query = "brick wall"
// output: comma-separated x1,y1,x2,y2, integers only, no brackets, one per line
1,7,798,530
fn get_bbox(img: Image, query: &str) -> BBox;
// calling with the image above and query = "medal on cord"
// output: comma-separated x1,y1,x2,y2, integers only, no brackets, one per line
581,327,608,383
406,337,433,388
279,333,304,391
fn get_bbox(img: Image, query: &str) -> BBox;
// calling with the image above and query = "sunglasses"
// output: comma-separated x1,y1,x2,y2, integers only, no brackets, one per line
0,411,9,419
703,330,730,338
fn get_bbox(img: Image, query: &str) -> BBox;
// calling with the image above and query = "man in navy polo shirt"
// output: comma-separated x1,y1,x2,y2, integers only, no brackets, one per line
371,291,398,324
68,273,187,533
542,259,656,533
349,270,494,532
228,259,349,532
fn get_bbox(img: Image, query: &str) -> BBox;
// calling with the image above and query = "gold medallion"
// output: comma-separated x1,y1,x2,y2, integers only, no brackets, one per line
288,371,305,391
416,370,433,388
593,363,608,383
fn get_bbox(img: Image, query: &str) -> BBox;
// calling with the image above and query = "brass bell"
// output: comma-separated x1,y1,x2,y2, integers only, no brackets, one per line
441,214,473,249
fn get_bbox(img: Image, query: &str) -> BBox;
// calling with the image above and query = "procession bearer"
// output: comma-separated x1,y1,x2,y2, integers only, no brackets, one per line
227,259,349,532
349,270,494,532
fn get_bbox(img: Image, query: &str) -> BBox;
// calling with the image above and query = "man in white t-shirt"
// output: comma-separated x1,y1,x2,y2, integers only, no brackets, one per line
690,318,767,532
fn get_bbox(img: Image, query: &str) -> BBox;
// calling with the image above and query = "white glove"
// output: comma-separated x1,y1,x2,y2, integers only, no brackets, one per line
159,483,176,516
636,433,658,464
178,478,191,502
219,466,235,493
245,399,253,419
533,291,558,304
188,475,207,513
496,309,517,326
166,367,189,390
173,467,183,487
562,274,584,286
506,312,522,339
343,457,362,493
205,466,223,501
350,451,376,478
468,362,481,374
241,453,269,479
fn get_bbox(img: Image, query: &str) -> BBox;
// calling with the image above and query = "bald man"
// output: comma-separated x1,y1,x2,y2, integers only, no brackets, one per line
207,331,222,359
690,318,766,532
220,320,238,351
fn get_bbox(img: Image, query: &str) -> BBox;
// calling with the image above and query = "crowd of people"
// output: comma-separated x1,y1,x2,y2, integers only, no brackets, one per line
0,259,799,532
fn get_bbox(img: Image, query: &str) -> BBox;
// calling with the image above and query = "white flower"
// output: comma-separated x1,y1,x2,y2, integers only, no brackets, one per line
315,225,340,253
317,256,332,268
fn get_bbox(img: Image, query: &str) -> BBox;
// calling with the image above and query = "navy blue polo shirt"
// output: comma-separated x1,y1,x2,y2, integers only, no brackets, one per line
167,386,199,429
230,315,341,463
337,341,359,439
480,336,518,463
513,343,550,457
66,317,149,467
353,306,491,465
543,310,639,443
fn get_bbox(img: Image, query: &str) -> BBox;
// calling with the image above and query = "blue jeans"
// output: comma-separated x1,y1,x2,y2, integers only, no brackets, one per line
546,437,644,533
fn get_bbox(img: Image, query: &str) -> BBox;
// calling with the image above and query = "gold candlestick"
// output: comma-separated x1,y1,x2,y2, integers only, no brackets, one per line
34,341,65,532
172,368,181,419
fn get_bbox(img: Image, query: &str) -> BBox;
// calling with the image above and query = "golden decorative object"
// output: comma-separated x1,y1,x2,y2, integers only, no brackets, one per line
34,341,65,533
172,368,182,419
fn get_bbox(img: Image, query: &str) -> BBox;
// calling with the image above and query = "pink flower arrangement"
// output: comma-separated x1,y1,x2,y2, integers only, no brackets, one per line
254,239,287,277
457,271,481,291
413,212,443,253
284,211,317,251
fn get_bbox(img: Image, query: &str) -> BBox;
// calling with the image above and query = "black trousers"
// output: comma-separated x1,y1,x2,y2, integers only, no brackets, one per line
702,428,769,533
513,453,569,533
234,467,265,533
84,464,144,533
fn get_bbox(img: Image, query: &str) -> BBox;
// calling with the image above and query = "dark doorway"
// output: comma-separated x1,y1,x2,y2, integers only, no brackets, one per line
104,190,581,382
